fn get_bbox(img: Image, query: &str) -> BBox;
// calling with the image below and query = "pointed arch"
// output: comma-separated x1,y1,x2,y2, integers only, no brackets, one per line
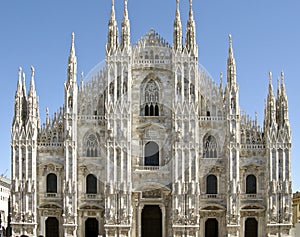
203,135,218,158
84,133,99,157
141,76,161,116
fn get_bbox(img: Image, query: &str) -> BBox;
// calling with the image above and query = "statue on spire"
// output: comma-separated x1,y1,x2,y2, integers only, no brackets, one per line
173,0,182,51
121,0,130,50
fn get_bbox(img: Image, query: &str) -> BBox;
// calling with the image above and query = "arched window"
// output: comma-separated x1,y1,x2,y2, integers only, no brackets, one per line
144,79,159,116
47,173,57,193
246,175,257,194
86,174,97,194
206,175,218,194
86,134,98,157
203,135,217,158
144,142,159,166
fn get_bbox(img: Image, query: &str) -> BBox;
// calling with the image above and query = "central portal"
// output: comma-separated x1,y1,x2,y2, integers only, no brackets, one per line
142,205,162,237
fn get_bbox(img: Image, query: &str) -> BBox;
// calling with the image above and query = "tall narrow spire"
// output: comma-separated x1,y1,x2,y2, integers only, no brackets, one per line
67,32,77,83
281,71,286,96
173,0,182,51
107,0,119,55
121,0,130,50
185,0,197,54
29,66,36,96
227,34,236,86
22,71,27,97
265,71,276,128
16,67,22,96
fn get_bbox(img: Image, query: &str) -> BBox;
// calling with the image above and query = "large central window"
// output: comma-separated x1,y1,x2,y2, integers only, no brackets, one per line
144,79,159,116
144,142,159,166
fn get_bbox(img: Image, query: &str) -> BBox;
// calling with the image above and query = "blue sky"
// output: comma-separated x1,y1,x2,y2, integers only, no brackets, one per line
0,0,299,191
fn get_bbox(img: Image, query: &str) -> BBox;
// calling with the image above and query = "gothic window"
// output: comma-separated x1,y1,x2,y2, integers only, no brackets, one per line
246,175,257,194
144,142,159,166
86,134,98,157
86,174,97,194
47,173,57,193
144,79,159,116
203,135,217,158
206,175,217,194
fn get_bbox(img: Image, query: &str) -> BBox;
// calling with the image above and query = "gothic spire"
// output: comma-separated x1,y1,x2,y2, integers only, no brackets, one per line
173,0,182,51
265,71,276,128
227,34,236,87
22,71,27,97
185,0,197,55
267,72,275,101
121,0,130,50
107,0,119,54
67,32,77,84
281,71,287,97
16,67,22,96
28,66,36,97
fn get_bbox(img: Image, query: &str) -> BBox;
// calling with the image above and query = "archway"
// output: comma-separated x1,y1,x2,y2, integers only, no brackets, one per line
142,205,162,237
245,218,258,237
85,218,99,237
205,218,218,237
46,217,59,237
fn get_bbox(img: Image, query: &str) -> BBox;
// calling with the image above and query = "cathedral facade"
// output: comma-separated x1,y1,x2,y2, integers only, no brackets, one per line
10,0,293,237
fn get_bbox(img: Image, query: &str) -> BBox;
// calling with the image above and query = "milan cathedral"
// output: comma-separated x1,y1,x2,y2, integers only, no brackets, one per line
10,0,292,236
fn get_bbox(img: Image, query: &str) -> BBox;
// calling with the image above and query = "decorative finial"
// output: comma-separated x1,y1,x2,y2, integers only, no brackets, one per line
112,0,115,7
189,0,194,18
229,34,232,45
22,72,26,84
31,66,35,78
220,72,223,84
281,71,285,83
46,107,49,116
71,32,75,47
269,71,272,83
18,67,22,80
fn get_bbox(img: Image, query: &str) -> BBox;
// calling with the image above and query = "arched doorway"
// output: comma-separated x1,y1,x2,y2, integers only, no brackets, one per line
205,218,218,237
85,218,99,237
245,218,258,237
46,217,59,237
142,205,162,237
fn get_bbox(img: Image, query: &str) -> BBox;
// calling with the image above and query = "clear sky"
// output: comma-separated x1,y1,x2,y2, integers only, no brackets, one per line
0,1,299,191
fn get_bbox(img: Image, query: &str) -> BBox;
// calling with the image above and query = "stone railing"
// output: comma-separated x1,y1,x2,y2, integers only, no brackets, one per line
240,193,263,200
199,116,225,122
45,193,61,198
134,165,160,171
200,194,225,199
38,142,64,148
78,115,106,121
85,193,103,200
240,144,265,150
